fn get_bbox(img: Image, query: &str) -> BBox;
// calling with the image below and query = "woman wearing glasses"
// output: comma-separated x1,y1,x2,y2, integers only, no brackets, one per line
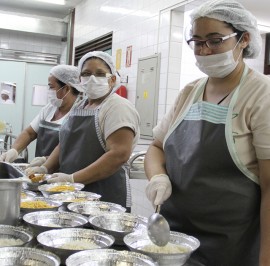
144,0,270,265
27,51,140,210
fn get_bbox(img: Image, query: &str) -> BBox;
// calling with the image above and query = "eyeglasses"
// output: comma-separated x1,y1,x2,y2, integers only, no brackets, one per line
187,32,238,51
80,72,112,78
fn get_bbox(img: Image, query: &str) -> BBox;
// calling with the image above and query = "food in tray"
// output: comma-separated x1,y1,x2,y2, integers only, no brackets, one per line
138,242,190,254
20,200,55,209
28,174,45,183
0,238,24,247
57,239,99,250
47,185,75,192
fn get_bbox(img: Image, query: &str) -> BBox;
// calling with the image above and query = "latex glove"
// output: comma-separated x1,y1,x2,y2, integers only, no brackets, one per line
28,156,47,167
47,173,74,183
145,174,172,206
0,148,18,163
25,165,48,176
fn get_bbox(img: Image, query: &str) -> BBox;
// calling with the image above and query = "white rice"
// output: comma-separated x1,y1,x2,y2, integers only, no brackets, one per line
139,242,190,254
0,238,24,247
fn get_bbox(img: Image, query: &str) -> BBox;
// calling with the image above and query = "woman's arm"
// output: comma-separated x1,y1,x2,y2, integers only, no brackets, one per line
72,127,135,184
258,159,270,265
144,139,167,180
12,126,37,153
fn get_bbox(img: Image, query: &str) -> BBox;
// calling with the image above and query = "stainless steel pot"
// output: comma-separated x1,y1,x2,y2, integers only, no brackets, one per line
0,162,23,225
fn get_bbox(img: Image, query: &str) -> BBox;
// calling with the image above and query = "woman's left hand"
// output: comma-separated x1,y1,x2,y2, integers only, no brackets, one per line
47,173,74,183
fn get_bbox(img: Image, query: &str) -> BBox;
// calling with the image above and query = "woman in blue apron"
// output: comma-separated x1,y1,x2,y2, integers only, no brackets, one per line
145,1,270,265
35,51,140,210
0,65,81,165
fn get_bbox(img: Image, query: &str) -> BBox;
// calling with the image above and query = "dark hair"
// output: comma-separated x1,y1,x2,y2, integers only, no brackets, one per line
56,79,80,96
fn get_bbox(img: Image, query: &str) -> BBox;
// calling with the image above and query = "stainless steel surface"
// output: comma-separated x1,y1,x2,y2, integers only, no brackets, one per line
128,151,147,179
0,247,60,265
20,197,62,215
66,249,157,266
67,201,126,217
89,212,148,245
147,205,170,247
37,228,115,264
23,210,88,236
0,225,33,247
0,162,23,225
124,230,200,266
38,182,84,198
48,191,101,207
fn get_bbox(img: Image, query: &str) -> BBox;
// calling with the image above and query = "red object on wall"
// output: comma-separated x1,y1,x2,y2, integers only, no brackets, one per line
116,85,127,98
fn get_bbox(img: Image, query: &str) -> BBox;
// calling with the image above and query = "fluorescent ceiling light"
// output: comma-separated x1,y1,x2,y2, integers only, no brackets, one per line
34,0,65,5
258,24,270,33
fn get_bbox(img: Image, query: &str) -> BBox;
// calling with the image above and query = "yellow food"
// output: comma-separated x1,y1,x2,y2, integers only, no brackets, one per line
20,200,54,209
139,242,190,254
28,174,45,183
48,185,75,192
21,193,27,199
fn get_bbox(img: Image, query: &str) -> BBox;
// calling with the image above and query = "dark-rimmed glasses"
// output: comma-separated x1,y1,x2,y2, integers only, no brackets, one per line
187,32,238,51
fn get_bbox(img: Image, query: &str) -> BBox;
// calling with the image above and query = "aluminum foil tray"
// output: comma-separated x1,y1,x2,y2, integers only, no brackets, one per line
89,212,147,245
0,225,33,247
38,182,84,197
37,228,115,264
0,247,60,266
66,249,157,266
48,191,101,205
23,210,88,236
67,201,126,217
123,230,200,266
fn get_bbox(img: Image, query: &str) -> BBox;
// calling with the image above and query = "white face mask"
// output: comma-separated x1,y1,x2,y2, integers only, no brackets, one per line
47,86,69,108
195,39,243,78
81,75,111,99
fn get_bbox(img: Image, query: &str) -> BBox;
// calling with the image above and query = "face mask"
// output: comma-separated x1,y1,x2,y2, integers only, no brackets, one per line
195,39,243,78
81,75,111,99
48,86,69,108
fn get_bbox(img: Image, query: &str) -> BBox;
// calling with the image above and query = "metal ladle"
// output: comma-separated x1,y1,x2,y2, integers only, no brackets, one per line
147,205,170,246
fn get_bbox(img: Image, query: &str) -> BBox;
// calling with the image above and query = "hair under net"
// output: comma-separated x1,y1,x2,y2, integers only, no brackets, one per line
50,65,83,92
189,0,262,58
78,51,121,93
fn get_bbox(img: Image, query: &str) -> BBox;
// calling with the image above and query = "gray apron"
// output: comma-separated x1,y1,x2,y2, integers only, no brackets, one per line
59,100,131,208
35,120,61,157
163,100,260,266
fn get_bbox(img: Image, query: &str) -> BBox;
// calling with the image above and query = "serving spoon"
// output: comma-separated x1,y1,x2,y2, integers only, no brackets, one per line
147,204,170,246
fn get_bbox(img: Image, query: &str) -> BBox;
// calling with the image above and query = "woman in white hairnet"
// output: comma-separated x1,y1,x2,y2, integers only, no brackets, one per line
144,0,270,265
28,51,140,210
0,65,81,165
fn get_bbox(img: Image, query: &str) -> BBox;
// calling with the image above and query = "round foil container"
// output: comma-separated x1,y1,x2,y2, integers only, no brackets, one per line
0,247,60,265
89,212,147,245
66,249,157,266
0,225,33,247
23,210,88,236
37,228,115,264
124,230,200,266
67,200,126,217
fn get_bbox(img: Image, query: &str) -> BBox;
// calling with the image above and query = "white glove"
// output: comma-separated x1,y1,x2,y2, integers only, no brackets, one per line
25,165,48,176
28,156,47,167
0,148,18,162
146,174,172,206
47,173,74,183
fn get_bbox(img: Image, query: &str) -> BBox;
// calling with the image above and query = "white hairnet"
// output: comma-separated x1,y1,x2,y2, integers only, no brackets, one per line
78,51,121,93
1,89,10,95
50,65,83,92
190,0,262,58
